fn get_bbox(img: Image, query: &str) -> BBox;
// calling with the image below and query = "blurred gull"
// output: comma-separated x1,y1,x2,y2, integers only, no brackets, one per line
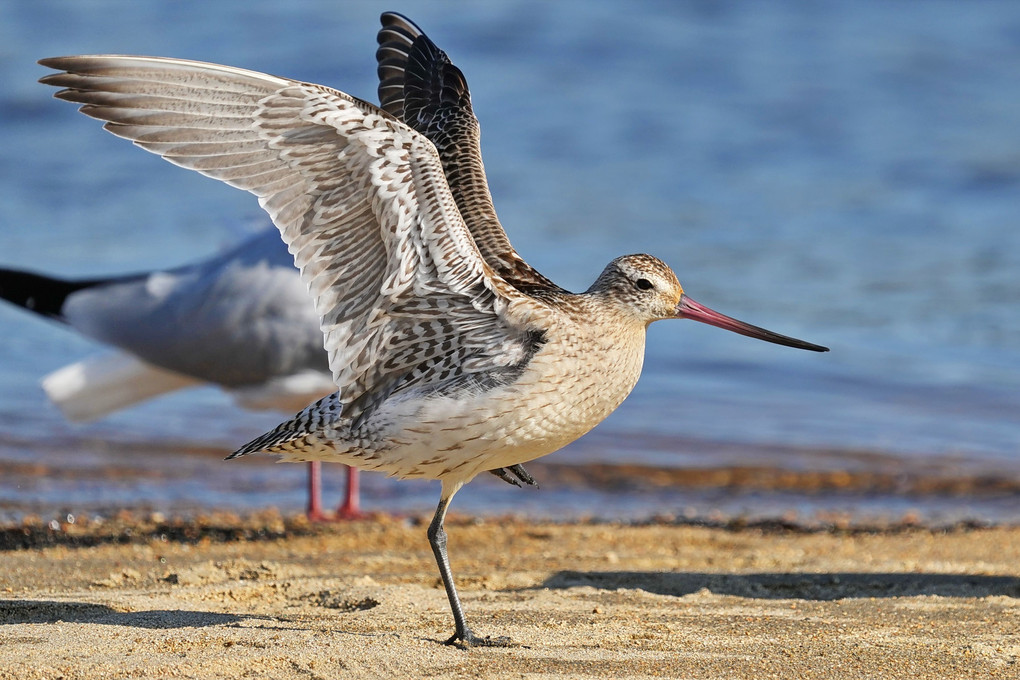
0,227,361,520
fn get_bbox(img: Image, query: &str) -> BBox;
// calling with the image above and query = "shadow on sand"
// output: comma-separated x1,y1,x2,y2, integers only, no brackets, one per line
543,571,1020,600
0,600,246,628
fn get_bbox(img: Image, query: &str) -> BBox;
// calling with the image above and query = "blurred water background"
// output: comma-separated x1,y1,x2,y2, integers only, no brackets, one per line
0,0,1017,524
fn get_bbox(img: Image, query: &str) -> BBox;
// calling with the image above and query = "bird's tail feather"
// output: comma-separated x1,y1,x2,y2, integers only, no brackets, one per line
228,392,343,459
42,353,201,422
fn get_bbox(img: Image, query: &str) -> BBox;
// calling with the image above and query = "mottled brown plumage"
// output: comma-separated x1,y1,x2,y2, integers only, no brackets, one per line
39,12,826,647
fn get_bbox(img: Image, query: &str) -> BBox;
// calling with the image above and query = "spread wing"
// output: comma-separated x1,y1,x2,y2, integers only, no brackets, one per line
40,55,547,425
376,12,565,296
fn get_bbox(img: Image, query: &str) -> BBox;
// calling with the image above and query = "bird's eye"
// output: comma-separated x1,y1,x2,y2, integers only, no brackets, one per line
635,278,654,291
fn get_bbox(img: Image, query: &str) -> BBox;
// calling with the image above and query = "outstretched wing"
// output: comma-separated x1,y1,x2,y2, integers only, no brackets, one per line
40,55,547,425
376,12,565,296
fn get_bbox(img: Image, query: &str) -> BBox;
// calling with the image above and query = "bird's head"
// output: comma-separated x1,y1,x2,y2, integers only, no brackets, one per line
590,254,828,352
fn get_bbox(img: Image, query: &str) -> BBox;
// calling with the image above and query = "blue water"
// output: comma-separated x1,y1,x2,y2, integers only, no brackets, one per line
0,1,1018,523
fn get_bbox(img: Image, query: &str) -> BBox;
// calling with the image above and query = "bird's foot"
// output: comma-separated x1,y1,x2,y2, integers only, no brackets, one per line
305,505,367,522
305,508,334,523
333,500,367,521
487,463,538,489
445,628,517,649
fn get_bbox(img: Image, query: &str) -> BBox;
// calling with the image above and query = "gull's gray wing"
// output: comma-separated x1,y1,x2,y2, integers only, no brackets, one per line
40,55,549,425
60,228,326,386
376,12,565,297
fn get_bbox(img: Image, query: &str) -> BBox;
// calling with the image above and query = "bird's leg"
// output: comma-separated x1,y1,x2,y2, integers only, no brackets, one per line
428,481,513,648
334,466,364,519
487,464,538,488
305,462,331,522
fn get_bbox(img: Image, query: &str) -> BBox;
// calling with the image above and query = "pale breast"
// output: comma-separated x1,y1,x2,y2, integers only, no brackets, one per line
350,314,648,482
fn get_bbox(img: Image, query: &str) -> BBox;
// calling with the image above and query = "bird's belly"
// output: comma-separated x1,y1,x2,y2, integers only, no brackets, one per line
358,338,645,482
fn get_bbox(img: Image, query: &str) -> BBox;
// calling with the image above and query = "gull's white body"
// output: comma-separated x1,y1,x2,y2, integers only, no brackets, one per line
0,227,352,520
27,229,333,422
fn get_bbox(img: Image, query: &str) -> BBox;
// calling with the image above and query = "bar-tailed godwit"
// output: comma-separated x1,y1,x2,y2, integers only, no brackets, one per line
40,12,828,647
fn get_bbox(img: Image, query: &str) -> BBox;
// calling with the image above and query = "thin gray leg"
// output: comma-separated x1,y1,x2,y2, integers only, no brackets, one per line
427,483,514,648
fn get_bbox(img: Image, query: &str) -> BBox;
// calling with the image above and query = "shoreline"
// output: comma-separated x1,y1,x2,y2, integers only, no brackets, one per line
2,512,1019,678
5,441,1020,526
1,508,1015,553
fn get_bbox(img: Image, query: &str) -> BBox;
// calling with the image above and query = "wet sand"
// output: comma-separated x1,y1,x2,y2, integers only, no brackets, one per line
1,512,1018,679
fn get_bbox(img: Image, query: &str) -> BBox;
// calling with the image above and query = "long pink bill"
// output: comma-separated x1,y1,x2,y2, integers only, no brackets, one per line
675,294,829,352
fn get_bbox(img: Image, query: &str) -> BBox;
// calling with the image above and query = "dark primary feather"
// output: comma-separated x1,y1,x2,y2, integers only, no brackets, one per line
376,12,567,298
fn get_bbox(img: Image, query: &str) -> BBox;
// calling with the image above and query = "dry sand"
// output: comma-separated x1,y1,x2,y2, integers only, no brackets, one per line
1,512,1018,679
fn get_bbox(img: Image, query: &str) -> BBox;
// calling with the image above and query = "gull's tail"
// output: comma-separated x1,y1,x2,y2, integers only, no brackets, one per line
0,267,105,322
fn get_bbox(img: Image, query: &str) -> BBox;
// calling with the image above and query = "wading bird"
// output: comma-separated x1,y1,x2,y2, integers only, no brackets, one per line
39,11,827,647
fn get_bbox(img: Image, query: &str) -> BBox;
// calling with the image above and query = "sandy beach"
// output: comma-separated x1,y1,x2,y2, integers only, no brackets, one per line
1,512,1017,679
